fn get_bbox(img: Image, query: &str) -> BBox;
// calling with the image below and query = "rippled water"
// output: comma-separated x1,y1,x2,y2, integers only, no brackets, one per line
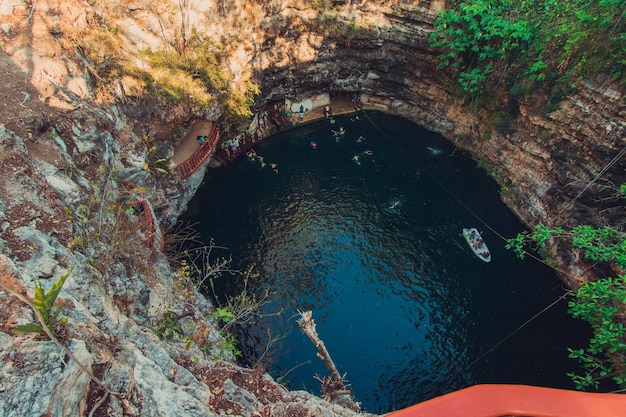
184,113,591,414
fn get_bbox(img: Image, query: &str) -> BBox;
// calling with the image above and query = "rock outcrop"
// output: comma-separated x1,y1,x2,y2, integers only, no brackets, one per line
0,0,623,416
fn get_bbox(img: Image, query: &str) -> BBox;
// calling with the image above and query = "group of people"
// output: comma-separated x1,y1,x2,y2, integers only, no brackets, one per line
271,103,292,128
256,103,295,137
220,132,260,160
220,94,366,164
469,229,486,249
246,148,278,173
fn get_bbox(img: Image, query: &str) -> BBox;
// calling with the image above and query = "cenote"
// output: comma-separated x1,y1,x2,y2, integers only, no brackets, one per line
183,112,592,414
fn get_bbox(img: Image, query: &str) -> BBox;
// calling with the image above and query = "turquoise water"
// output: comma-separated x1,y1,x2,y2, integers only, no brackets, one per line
184,113,591,414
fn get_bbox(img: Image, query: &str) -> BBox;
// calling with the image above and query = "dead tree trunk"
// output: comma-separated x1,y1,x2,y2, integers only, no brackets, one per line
298,310,360,411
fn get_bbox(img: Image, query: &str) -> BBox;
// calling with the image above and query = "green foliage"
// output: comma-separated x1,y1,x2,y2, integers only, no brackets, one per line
142,145,170,175
140,39,260,131
150,307,242,360
507,223,626,390
571,226,626,269
75,25,259,132
212,306,236,325
217,333,242,360
567,276,626,390
429,0,533,95
429,0,626,98
141,40,224,110
14,268,73,335
151,312,185,340
498,180,513,198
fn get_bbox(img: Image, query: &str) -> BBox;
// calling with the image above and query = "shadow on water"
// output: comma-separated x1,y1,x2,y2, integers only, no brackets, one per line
183,113,592,414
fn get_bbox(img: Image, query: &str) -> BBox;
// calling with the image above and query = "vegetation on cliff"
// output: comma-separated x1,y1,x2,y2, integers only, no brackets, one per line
430,0,626,392
429,0,626,101
78,24,258,132
507,223,626,390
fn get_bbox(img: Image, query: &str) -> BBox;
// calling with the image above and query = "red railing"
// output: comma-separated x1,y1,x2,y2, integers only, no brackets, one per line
120,180,162,250
177,123,220,178
387,384,626,417
216,120,298,164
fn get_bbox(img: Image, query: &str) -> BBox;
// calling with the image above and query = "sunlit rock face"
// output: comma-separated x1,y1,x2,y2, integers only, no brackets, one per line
0,0,623,415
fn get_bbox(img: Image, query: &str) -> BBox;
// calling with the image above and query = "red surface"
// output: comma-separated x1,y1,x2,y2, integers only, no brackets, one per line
386,384,626,417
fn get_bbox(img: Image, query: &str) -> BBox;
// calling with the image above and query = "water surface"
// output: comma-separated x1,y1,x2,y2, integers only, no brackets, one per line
184,113,590,413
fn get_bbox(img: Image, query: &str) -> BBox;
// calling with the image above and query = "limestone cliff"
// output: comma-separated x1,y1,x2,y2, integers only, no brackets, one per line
0,0,623,416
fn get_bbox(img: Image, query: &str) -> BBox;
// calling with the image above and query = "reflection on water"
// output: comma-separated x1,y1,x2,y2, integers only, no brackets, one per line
184,113,591,414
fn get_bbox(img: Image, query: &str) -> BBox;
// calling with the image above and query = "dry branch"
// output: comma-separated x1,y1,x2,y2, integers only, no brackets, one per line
298,310,360,411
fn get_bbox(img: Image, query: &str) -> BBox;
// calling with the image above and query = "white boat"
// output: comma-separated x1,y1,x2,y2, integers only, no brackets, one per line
462,228,491,262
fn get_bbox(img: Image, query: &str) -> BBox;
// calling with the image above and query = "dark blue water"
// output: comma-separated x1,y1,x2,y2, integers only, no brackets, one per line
184,113,591,414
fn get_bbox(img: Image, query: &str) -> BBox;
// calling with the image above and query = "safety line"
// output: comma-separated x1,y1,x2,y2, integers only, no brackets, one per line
465,291,571,370
358,109,585,368
359,109,576,280
551,144,626,223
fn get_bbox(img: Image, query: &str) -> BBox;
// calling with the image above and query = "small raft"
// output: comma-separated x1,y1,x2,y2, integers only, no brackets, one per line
462,228,491,262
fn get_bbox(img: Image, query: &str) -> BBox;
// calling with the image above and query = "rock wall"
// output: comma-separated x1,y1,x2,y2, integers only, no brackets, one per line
0,0,624,416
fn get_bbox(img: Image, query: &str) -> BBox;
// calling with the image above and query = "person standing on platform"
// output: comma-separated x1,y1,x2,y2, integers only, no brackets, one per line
324,105,333,120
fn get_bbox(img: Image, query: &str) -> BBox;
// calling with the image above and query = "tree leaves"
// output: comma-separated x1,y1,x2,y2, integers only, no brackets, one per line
429,0,626,97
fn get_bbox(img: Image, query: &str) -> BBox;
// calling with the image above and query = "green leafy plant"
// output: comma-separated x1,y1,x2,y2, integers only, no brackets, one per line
218,333,242,360
429,0,533,96
507,224,626,390
212,306,236,325
150,311,185,340
75,24,259,134
429,0,626,101
163,235,278,363
14,267,73,335
566,276,626,390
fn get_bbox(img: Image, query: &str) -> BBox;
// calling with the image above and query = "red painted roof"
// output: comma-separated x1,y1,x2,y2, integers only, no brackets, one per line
386,384,626,417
